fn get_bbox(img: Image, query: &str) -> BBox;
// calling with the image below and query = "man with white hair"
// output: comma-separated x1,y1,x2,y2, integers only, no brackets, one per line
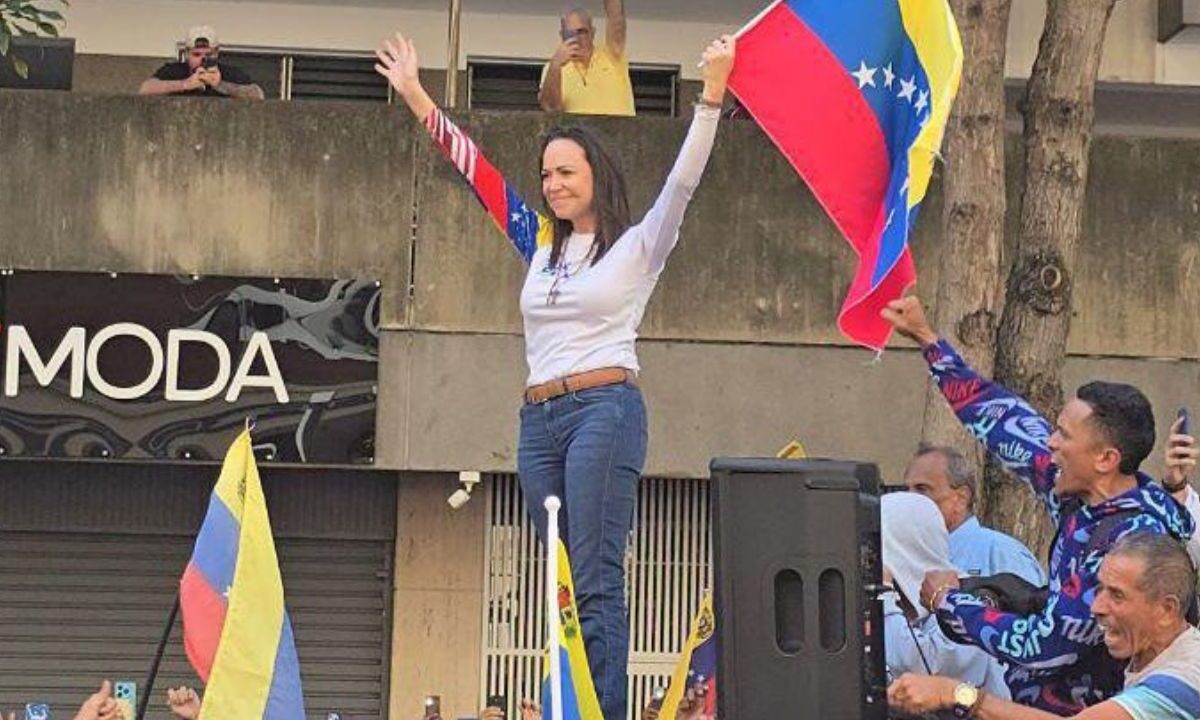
139,25,264,99
539,1,635,116
905,444,1045,584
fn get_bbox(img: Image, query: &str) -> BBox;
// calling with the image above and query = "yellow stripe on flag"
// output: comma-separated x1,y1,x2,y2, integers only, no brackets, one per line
543,540,604,720
899,0,964,207
200,430,287,719
537,215,555,249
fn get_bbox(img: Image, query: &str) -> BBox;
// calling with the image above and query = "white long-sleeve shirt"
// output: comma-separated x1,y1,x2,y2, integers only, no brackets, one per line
421,103,721,386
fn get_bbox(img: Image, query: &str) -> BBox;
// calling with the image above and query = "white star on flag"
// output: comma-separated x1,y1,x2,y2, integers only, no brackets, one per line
850,60,877,89
511,212,522,223
914,89,930,112
897,76,917,102
882,63,895,89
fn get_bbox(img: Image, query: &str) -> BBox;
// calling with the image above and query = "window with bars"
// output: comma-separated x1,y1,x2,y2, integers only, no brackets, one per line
468,57,680,116
481,473,711,719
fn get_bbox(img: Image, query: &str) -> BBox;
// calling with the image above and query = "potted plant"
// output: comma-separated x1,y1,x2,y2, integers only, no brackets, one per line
0,0,72,88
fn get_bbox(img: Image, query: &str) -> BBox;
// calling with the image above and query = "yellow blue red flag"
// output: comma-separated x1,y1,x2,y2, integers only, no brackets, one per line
541,540,603,720
729,0,963,350
660,592,717,719
179,429,305,719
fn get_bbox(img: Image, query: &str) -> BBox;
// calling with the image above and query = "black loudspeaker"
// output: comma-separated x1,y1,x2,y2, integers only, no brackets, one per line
711,458,885,720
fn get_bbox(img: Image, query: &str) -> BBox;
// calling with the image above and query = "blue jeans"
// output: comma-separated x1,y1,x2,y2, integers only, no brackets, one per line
518,382,647,720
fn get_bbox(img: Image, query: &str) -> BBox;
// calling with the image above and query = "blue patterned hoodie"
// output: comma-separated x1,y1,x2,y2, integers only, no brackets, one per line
922,339,1195,716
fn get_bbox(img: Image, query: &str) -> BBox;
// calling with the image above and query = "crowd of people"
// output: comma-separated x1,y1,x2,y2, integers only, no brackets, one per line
879,297,1200,719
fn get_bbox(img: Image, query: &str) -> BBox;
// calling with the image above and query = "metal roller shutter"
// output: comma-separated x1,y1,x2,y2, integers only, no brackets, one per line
0,461,395,720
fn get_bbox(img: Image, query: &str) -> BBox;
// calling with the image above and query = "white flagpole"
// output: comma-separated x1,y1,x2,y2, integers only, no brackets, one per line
545,495,564,720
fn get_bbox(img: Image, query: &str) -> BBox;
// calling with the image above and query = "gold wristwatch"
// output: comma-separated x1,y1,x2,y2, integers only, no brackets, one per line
952,683,981,718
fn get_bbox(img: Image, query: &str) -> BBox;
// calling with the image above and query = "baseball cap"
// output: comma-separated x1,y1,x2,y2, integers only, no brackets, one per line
186,25,218,48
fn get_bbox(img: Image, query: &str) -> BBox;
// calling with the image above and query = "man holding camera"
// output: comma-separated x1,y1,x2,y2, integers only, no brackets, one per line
139,26,264,99
539,2,635,116
883,296,1195,716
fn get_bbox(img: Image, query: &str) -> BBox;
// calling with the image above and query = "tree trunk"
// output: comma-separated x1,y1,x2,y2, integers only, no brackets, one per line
922,0,1012,509
986,0,1118,555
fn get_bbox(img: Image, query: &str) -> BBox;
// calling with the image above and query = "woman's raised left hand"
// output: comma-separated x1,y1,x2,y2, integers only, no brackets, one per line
700,35,736,104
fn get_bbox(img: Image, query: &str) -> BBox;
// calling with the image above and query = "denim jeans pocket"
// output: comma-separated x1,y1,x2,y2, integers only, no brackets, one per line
569,383,628,405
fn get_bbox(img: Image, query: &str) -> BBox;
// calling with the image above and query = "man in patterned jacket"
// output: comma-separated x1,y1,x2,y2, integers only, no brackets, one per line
883,296,1195,716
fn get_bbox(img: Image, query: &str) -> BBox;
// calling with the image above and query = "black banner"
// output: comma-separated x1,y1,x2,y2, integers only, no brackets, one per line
0,271,380,464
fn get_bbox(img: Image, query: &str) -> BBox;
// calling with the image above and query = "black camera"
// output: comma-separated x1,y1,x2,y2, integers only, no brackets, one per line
201,56,218,69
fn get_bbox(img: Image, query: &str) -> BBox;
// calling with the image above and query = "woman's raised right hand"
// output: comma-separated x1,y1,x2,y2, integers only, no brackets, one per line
375,32,435,119
375,32,422,98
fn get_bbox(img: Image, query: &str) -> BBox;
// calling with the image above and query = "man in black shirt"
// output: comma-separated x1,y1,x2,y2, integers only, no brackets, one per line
139,25,264,99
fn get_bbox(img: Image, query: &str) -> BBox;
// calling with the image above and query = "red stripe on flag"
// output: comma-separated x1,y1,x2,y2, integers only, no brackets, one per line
180,561,227,683
839,245,915,350
473,153,511,230
728,3,890,253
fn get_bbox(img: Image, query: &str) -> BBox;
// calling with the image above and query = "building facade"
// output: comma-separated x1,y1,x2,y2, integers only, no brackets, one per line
2,1,1199,718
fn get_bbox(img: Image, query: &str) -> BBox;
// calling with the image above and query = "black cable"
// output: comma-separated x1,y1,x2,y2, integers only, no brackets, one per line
887,583,935,676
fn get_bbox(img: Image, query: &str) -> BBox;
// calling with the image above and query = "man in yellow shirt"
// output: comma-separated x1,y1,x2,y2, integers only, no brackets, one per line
539,1,636,116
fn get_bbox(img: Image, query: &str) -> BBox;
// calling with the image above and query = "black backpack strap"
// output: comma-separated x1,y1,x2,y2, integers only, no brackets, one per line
1047,497,1083,567
1084,509,1142,559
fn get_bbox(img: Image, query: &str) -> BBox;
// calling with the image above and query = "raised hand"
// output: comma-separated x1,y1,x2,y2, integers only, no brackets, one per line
519,699,542,720
375,32,422,98
699,35,736,104
166,686,202,720
375,32,435,120
73,681,116,720
881,296,939,346
1165,415,1196,491
551,37,585,67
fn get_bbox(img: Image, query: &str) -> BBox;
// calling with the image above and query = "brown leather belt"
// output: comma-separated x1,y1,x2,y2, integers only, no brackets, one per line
524,367,637,405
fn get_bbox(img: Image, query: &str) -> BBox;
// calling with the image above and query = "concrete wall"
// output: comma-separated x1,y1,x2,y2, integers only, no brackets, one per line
390,472,485,720
2,90,1198,483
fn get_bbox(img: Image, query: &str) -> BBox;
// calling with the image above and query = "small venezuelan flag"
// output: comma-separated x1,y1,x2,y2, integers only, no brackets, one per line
659,592,717,719
541,540,603,720
179,429,305,719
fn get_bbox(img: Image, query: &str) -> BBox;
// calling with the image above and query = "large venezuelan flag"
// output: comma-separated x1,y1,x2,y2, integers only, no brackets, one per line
541,540,603,720
659,592,717,720
180,429,305,720
729,0,962,350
